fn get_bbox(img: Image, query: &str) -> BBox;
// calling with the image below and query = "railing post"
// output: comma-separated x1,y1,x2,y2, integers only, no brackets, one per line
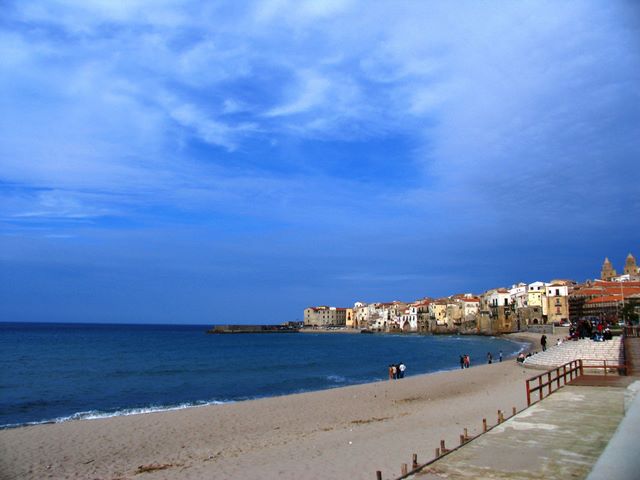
539,376,543,400
604,360,607,376
547,372,552,396
579,359,584,376
526,380,531,406
563,364,567,385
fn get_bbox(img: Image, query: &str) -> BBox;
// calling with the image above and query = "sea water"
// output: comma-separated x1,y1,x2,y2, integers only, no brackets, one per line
0,323,527,428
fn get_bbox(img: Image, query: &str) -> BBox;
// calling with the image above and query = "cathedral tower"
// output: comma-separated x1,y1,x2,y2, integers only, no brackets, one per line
601,257,617,281
624,253,638,275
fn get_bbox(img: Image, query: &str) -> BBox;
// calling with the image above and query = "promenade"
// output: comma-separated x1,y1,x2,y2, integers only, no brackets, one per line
401,335,640,480
410,384,626,479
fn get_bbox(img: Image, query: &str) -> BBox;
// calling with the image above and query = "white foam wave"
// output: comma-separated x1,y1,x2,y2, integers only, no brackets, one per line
1,399,232,430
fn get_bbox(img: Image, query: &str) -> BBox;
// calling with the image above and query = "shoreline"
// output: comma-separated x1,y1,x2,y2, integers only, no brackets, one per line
1,350,539,480
1,334,534,431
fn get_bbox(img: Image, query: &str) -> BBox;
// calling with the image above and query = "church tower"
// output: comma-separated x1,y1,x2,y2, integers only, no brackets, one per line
624,253,638,275
601,257,617,281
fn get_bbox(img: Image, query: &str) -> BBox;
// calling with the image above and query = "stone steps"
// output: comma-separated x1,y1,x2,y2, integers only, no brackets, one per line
523,337,623,369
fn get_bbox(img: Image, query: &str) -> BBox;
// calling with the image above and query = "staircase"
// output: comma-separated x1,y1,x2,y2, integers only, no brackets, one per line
523,337,623,370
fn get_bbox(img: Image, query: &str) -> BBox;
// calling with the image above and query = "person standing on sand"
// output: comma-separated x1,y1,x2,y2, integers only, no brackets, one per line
541,334,547,352
398,362,406,379
487,352,492,364
391,364,397,379
388,365,394,380
459,355,465,369
464,354,470,368
499,350,503,362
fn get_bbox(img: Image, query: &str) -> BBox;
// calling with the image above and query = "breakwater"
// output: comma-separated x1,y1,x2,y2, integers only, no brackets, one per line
207,324,300,334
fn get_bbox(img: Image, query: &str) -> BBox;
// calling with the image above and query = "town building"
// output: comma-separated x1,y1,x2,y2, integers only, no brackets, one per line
303,306,347,327
545,281,570,325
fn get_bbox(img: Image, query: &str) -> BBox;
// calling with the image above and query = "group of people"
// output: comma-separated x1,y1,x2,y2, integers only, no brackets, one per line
459,354,471,369
388,362,406,379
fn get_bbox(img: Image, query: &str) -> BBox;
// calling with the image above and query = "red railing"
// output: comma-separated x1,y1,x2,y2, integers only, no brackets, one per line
526,360,582,406
525,359,628,406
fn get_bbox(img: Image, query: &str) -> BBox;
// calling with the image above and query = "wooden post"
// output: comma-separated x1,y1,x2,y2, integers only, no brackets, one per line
539,376,543,400
512,406,516,416
497,410,502,424
401,464,408,475
376,471,382,480
440,439,446,453
435,447,440,458
482,418,487,432
460,434,465,445
526,380,531,406
464,427,468,440
412,453,418,469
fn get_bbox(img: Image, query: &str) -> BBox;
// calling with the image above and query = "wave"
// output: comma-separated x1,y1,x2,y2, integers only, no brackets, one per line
0,399,232,430
326,374,347,383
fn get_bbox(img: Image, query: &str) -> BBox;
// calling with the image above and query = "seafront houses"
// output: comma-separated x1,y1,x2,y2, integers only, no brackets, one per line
304,252,640,333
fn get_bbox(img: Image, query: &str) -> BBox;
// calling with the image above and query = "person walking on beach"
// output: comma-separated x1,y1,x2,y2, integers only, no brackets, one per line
459,355,465,369
391,364,398,379
388,364,394,380
464,354,470,368
487,352,493,364
398,362,406,379
541,334,547,352
499,350,503,362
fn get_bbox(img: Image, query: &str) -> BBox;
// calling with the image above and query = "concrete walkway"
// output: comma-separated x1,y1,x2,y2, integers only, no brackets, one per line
411,385,625,479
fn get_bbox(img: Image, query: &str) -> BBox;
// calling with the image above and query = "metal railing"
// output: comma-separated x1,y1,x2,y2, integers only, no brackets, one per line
525,359,628,406
526,360,582,406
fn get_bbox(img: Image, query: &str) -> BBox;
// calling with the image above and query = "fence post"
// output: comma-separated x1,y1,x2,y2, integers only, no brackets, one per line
401,464,408,475
526,380,531,406
376,471,382,480
483,418,487,432
579,359,584,376
412,453,418,469
547,372,552,396
539,376,543,400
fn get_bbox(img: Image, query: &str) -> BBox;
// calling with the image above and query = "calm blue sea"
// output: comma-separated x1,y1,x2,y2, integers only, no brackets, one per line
0,323,527,428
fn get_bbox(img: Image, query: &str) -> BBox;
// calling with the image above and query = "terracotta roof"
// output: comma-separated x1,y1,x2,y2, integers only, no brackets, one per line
585,296,622,304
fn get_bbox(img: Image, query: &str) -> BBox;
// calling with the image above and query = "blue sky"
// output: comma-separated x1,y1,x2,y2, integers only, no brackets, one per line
1,1,639,324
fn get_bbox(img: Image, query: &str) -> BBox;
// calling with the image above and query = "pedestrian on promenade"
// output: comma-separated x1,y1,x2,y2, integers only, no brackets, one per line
398,362,406,378
487,352,492,364
541,334,547,352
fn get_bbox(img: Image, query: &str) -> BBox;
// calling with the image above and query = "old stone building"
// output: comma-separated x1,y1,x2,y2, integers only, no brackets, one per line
545,281,570,324
303,306,347,327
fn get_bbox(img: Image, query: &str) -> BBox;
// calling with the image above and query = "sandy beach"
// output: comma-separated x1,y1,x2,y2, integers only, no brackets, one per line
0,334,541,480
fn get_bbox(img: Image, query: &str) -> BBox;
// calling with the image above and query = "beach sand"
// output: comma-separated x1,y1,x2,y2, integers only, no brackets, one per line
0,334,541,480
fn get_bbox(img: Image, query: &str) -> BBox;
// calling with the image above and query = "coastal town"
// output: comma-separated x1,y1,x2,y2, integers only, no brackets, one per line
304,253,640,334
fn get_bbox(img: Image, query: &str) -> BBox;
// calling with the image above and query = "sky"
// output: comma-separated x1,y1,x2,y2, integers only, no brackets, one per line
1,1,639,325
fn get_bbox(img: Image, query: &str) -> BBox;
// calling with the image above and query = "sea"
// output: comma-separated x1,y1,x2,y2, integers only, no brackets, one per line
0,322,528,429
